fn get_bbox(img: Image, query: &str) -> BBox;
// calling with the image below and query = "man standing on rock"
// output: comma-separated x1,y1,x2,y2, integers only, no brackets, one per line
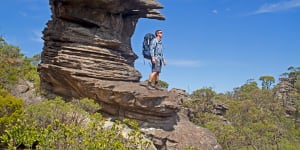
147,29,167,90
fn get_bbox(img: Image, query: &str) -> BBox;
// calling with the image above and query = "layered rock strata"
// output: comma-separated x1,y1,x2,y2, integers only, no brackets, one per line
39,0,221,149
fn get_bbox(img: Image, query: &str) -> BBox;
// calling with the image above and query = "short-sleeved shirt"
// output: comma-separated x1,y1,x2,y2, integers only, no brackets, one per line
150,37,164,62
150,37,164,73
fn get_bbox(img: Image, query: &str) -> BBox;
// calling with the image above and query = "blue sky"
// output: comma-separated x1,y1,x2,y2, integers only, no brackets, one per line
1,0,299,93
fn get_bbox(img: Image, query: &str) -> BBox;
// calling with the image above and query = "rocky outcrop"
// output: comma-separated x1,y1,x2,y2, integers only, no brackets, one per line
10,79,45,107
142,108,221,150
276,78,299,127
276,78,294,106
39,0,221,149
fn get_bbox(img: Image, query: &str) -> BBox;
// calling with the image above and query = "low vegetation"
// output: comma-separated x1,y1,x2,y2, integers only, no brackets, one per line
1,36,299,149
0,37,150,149
184,67,300,149
0,93,151,149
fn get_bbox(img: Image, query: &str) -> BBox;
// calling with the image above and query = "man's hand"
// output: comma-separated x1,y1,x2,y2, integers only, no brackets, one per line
152,58,156,64
164,60,167,66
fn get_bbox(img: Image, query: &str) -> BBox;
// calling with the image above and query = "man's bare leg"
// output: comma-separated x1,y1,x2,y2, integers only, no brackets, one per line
148,72,157,89
154,73,159,86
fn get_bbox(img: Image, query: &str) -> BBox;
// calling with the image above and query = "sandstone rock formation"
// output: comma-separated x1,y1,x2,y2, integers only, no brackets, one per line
276,78,299,127
11,79,45,106
39,0,222,149
276,78,294,107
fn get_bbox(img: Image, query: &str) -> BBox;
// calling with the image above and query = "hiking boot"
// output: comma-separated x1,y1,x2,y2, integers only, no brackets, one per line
154,82,165,91
154,85,165,91
147,85,155,90
146,81,155,90
140,81,154,90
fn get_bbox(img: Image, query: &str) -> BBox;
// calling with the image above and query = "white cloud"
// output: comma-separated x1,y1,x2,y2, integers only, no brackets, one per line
168,59,204,68
254,0,300,14
212,9,218,14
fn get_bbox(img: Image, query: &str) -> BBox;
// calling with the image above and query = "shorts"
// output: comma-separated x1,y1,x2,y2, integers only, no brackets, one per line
152,58,162,73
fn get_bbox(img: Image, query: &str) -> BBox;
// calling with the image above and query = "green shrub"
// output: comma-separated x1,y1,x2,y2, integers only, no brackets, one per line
186,85,300,150
0,88,23,135
0,37,40,91
19,57,40,89
0,97,150,149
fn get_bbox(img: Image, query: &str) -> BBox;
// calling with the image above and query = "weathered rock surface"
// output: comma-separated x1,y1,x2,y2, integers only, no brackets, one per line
10,79,45,106
276,77,299,127
39,0,221,149
142,108,222,150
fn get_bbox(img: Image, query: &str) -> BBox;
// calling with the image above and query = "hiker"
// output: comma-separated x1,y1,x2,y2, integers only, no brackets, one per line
147,29,166,89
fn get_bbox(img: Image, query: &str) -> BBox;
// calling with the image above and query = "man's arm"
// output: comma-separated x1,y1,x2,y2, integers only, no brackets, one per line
162,52,166,65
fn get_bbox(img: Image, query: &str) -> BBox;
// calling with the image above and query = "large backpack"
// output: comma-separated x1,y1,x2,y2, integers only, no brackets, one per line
142,33,155,60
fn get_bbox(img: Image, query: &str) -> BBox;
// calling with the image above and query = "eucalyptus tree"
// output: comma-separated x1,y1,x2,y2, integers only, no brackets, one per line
259,76,275,90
